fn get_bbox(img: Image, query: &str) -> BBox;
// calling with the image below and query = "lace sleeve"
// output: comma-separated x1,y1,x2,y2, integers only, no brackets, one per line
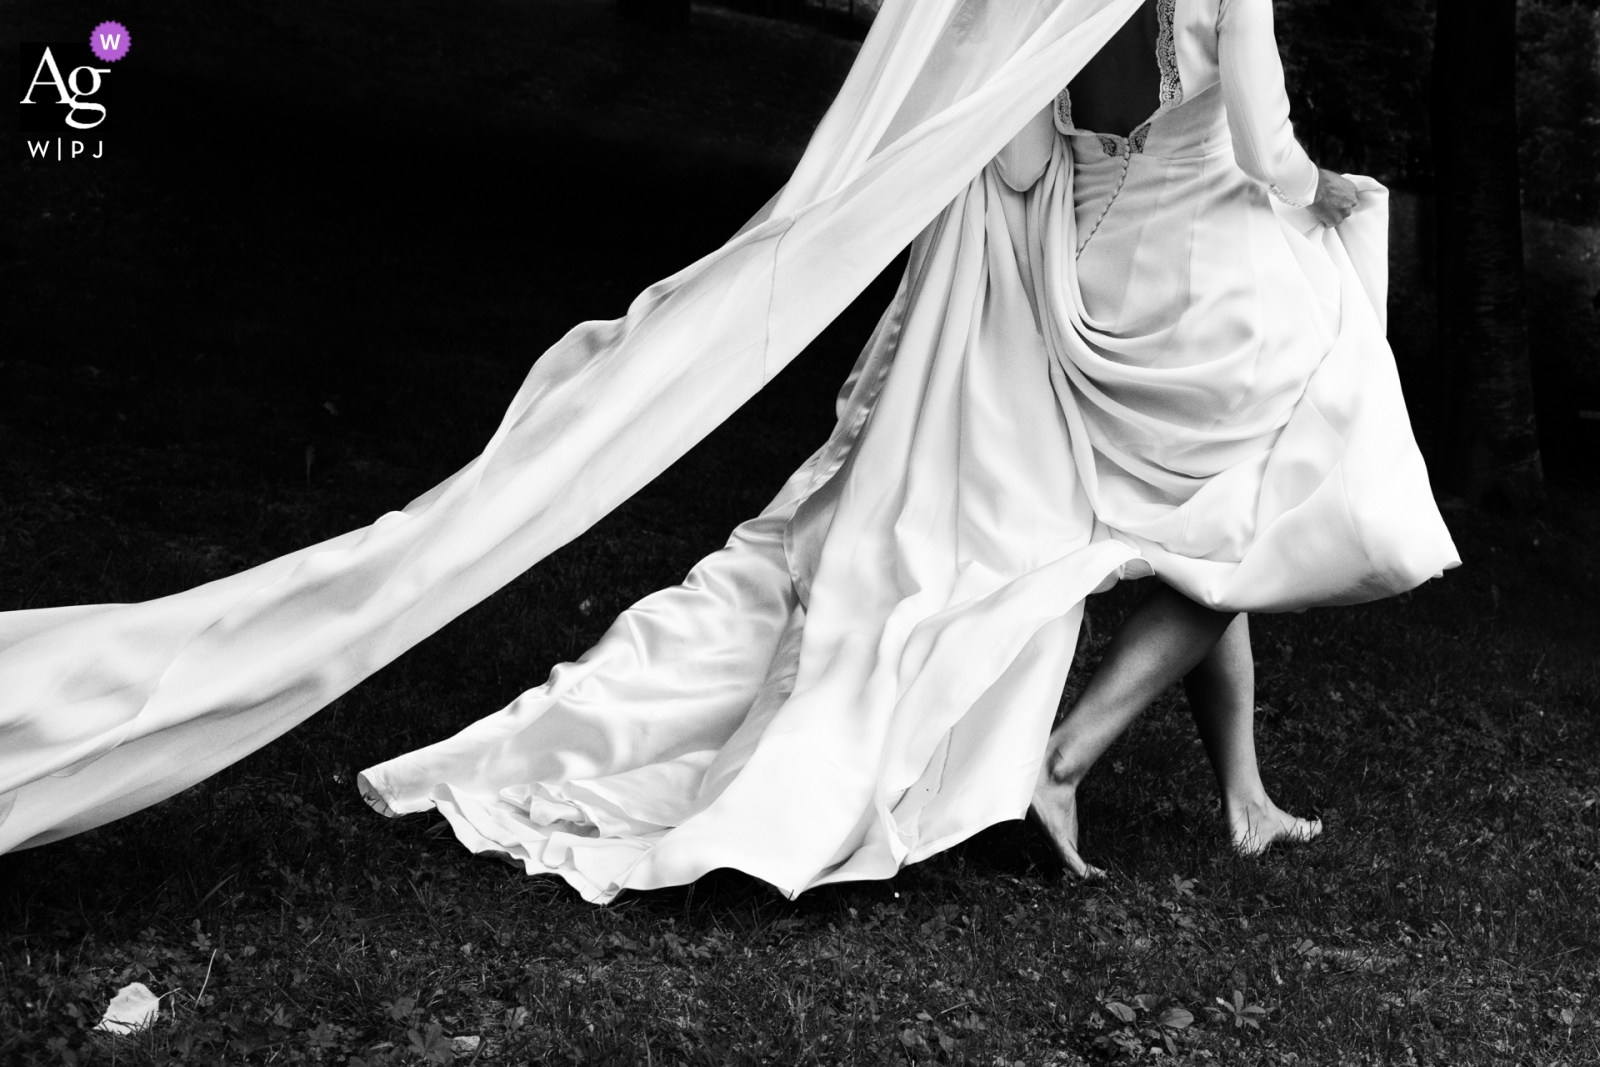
1217,0,1319,207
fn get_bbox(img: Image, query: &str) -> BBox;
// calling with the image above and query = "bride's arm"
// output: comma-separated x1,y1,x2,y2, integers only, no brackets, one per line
993,103,1056,192
1217,0,1320,208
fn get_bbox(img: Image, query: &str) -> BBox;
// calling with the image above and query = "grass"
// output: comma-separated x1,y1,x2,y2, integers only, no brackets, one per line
3,1,1599,1064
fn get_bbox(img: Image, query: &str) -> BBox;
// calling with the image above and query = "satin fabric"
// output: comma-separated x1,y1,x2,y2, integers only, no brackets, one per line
356,79,1458,903
360,170,1139,900
1046,80,1448,609
0,0,1152,853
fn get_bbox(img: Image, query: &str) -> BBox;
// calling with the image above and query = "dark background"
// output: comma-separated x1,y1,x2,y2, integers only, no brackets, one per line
2,2,1598,1063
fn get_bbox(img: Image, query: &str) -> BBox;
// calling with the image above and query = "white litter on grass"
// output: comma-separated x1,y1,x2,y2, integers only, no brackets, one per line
450,1035,482,1054
95,982,160,1034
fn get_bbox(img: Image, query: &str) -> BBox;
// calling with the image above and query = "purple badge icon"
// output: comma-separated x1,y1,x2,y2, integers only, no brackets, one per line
90,21,131,63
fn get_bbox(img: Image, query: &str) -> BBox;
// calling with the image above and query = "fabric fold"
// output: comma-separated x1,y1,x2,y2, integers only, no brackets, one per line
0,0,1151,853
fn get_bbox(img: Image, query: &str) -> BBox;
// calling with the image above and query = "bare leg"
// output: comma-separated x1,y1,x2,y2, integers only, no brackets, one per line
1183,615,1321,854
1030,584,1233,877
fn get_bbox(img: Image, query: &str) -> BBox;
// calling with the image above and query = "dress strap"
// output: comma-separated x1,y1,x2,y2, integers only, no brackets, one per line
1053,86,1076,134
1155,0,1182,107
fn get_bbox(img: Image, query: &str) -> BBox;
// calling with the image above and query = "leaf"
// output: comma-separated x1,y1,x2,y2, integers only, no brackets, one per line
1133,993,1161,1012
1156,1007,1194,1030
1106,1002,1137,1024
305,1021,339,1047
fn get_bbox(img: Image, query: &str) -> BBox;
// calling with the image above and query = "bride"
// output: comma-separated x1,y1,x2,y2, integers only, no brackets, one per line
1005,0,1369,878
0,0,1457,904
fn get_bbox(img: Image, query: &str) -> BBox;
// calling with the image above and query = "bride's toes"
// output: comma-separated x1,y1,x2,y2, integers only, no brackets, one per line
1229,803,1322,856
1286,815,1323,844
1055,837,1104,881
1028,788,1102,881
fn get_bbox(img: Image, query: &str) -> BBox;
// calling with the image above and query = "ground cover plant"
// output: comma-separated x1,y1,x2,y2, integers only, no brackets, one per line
3,1,1598,1064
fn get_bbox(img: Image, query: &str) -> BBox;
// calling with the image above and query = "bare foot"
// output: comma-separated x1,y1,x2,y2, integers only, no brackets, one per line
1227,798,1322,856
1029,757,1107,880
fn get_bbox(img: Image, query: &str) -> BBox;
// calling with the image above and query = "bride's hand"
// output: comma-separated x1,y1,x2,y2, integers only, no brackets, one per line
1308,167,1359,227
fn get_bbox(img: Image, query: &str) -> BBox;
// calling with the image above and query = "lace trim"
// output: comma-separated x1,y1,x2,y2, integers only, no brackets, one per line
1268,182,1312,209
1091,122,1152,159
1155,0,1181,108
1054,88,1075,134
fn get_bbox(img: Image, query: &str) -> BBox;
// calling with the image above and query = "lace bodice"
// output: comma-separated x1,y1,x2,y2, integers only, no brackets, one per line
1007,0,1319,207
1052,0,1180,158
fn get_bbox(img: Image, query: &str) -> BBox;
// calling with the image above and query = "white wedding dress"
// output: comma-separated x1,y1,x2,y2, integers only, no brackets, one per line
0,0,1457,903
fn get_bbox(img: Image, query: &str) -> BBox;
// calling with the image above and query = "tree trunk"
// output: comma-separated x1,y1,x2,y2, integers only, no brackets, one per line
1431,0,1543,507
